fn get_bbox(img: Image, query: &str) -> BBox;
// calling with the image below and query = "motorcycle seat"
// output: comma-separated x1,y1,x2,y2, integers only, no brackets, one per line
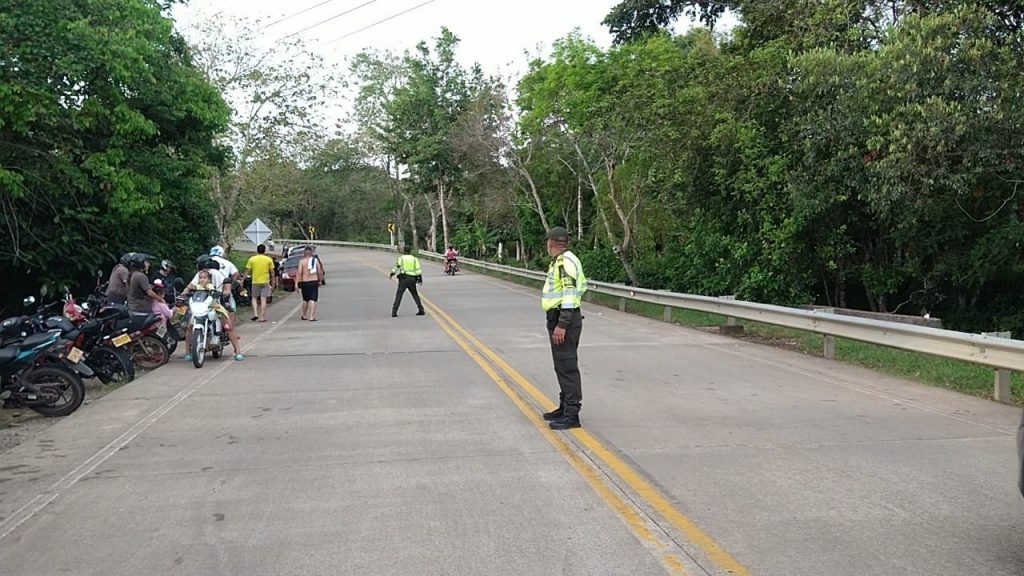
0,347,18,364
20,332,56,350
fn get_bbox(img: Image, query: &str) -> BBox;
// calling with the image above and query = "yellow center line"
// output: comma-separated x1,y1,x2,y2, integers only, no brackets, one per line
429,307,688,575
356,257,688,575
423,296,753,576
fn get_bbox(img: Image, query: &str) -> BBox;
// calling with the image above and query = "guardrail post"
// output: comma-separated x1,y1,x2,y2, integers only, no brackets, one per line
983,331,1013,404
663,306,672,323
718,295,741,332
618,298,626,312
823,335,837,360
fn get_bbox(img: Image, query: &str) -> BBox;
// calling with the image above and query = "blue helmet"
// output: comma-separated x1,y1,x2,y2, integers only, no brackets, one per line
209,245,225,258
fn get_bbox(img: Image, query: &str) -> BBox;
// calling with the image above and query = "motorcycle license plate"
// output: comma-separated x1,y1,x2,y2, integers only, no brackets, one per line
157,324,167,337
67,347,84,364
112,334,132,347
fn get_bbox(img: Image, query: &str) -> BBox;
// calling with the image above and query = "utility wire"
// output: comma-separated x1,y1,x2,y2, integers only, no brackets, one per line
262,0,344,30
279,0,386,40
322,0,440,45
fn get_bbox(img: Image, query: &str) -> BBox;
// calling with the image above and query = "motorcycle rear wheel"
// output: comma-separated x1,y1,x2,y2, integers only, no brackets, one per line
132,335,170,370
25,366,86,417
90,347,133,385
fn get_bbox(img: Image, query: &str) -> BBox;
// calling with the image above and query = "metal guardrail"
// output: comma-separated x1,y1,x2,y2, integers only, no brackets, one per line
292,241,1023,403
279,239,397,253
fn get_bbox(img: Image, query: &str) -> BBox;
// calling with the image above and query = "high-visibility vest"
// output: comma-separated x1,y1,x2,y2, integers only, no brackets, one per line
393,254,422,277
542,250,587,311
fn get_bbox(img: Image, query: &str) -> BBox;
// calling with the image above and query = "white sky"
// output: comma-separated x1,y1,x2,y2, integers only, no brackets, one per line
171,0,735,127
173,0,622,76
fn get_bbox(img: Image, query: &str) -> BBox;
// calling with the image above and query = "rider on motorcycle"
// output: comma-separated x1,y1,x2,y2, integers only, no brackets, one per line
151,259,178,306
445,245,459,273
181,256,244,361
126,253,164,315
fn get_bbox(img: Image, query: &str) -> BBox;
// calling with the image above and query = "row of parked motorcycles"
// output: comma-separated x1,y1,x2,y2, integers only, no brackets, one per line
0,285,189,418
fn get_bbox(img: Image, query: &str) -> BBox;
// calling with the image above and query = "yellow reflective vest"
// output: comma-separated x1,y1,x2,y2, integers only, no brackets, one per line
542,250,587,311
392,254,422,277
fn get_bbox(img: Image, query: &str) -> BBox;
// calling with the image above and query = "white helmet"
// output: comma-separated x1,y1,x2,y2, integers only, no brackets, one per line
210,245,225,258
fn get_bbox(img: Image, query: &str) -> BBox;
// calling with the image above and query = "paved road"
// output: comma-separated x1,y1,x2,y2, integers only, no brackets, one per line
0,247,1022,575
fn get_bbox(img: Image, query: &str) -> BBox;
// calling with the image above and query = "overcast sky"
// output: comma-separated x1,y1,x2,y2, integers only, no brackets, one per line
170,0,735,126
173,0,624,75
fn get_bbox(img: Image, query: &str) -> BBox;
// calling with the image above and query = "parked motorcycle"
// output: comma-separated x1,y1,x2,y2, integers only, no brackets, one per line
0,300,86,417
1,297,96,384
62,295,135,385
187,289,230,369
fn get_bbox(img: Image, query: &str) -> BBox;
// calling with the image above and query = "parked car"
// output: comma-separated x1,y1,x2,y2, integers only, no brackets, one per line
286,244,316,258
279,255,302,292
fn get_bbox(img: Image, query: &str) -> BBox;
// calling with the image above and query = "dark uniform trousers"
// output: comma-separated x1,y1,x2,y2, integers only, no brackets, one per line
547,308,583,415
393,275,424,314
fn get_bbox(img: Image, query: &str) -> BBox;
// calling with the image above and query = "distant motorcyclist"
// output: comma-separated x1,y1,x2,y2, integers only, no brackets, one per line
445,245,459,273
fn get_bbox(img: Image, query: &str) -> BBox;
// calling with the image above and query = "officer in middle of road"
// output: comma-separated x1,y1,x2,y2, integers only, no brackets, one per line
390,245,425,317
541,226,587,430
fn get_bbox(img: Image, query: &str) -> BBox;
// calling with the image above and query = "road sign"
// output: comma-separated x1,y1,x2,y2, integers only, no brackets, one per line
244,218,272,246
308,225,316,239
387,223,396,233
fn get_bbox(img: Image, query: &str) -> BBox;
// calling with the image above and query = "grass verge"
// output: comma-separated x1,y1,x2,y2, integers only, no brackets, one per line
454,259,1024,406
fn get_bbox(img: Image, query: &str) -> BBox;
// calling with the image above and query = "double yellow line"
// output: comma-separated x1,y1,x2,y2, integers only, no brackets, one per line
423,295,752,576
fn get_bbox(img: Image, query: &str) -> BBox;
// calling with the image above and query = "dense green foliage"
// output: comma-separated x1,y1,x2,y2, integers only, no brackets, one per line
6,1,1023,335
342,2,1024,334
0,0,229,311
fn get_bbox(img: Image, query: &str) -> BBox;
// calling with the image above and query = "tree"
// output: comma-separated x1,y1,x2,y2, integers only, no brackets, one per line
186,14,336,249
387,28,481,251
349,49,412,248
0,0,229,311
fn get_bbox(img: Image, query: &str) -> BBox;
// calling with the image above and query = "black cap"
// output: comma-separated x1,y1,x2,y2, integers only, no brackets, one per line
545,226,570,242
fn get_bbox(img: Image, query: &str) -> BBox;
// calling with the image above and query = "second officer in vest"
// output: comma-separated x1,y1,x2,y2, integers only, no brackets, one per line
542,226,587,430
390,245,426,317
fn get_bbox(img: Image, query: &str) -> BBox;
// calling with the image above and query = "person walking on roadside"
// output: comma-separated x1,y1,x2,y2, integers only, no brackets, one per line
296,246,324,321
541,227,588,430
245,244,276,323
390,246,425,317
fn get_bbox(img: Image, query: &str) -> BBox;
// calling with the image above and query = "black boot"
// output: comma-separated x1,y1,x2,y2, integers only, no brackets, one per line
542,405,564,421
549,413,580,430
416,310,426,316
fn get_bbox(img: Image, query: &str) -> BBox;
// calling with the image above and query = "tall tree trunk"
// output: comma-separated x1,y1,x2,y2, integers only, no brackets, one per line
517,165,549,231
392,160,405,249
425,192,437,252
603,157,634,252
569,137,639,286
438,177,450,251
405,195,419,251
576,182,583,240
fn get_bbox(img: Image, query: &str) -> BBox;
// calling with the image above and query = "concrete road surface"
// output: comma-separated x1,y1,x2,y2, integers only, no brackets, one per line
0,247,1022,576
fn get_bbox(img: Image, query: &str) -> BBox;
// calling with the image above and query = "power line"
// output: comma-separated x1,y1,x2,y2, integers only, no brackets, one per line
262,0,343,30
322,0,440,45
279,0,386,40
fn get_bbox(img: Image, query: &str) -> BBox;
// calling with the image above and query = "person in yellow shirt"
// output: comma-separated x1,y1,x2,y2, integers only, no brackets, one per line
245,243,277,323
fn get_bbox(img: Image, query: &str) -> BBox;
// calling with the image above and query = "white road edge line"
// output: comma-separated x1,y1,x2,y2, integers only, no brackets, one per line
0,302,303,542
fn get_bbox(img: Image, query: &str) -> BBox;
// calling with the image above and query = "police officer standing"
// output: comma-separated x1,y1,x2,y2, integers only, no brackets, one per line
390,246,425,317
541,227,587,430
